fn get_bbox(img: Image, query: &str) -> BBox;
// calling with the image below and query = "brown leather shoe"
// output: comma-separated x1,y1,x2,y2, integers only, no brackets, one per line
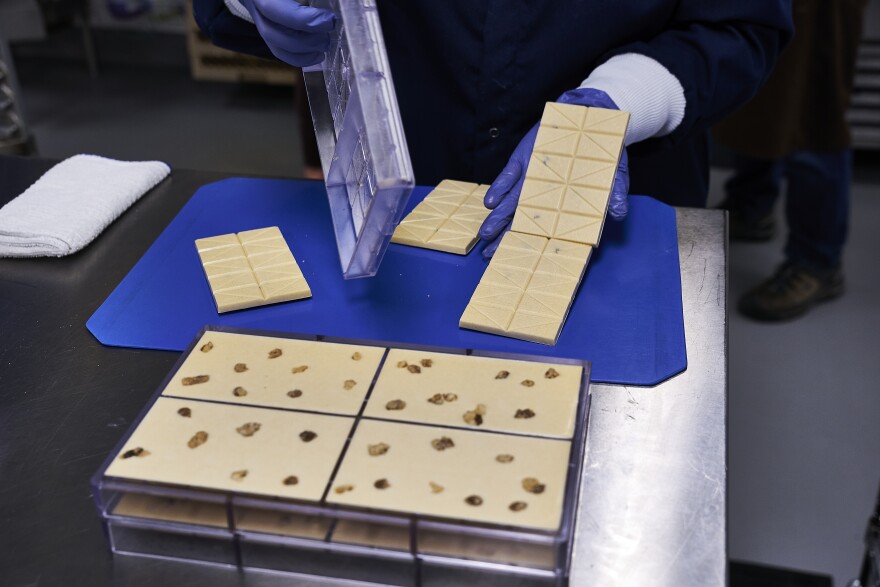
738,263,844,321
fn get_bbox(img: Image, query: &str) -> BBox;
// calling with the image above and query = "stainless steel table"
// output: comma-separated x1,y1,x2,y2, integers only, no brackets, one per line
0,155,727,587
572,208,728,586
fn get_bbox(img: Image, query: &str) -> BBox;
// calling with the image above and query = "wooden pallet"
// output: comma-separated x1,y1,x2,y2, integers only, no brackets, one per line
185,0,298,86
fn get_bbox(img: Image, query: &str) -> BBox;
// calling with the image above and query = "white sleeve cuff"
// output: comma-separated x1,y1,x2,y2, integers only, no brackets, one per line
225,0,254,23
579,53,686,145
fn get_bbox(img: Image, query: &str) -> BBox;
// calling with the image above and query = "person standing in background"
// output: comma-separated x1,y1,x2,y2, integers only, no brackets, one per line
714,0,869,321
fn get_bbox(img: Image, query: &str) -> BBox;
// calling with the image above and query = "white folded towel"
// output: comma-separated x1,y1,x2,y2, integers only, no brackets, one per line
0,154,171,257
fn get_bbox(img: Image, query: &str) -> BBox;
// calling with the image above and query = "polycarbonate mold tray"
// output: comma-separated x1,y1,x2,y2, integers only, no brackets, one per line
302,0,414,279
92,326,591,586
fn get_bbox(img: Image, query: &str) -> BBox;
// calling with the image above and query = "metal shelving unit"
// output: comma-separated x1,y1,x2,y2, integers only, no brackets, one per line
0,37,34,155
850,40,880,149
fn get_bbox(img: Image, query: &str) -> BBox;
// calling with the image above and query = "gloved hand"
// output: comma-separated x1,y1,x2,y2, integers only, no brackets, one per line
479,88,630,258
240,0,336,67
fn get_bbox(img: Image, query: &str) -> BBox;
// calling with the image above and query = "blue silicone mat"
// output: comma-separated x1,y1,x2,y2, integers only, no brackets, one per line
87,178,686,386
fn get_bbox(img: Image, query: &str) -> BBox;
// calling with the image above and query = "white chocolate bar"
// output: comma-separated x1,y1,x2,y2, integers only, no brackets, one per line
511,104,628,247
391,180,491,255
195,226,311,313
460,232,591,345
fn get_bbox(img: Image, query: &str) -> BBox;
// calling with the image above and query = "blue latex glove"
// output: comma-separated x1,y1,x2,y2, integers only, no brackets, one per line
479,88,630,258
240,0,335,67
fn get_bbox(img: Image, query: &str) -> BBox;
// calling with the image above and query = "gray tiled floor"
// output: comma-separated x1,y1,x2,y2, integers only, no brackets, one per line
10,33,880,587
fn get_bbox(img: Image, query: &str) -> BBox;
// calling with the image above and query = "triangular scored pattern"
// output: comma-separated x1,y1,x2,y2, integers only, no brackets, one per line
460,303,516,335
517,292,573,317
541,102,587,130
501,232,550,254
534,126,581,156
213,286,265,313
238,226,283,243
392,180,491,255
518,180,566,210
460,231,589,344
512,105,628,248
202,256,251,278
576,132,624,162
197,245,244,264
435,179,477,194
568,159,616,191
524,152,572,184
583,108,630,134
468,282,524,310
195,233,240,252
561,185,607,217
553,214,602,245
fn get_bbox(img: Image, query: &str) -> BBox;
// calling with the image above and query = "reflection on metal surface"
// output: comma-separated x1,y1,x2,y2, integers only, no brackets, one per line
571,208,727,586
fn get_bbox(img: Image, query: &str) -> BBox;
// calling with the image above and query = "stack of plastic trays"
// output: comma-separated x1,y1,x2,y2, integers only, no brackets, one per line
302,0,414,279
92,326,592,586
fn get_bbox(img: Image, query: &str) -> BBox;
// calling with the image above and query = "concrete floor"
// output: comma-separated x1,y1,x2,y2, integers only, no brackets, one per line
707,167,880,587
9,31,880,587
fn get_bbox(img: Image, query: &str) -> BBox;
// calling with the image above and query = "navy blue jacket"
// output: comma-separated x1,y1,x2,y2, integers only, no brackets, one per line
195,0,792,207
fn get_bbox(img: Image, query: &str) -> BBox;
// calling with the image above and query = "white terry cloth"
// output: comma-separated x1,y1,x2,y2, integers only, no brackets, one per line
0,155,170,258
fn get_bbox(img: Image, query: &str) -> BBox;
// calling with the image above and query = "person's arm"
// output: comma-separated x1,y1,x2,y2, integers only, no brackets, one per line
593,1,793,150
479,1,793,255
193,0,334,66
193,0,273,59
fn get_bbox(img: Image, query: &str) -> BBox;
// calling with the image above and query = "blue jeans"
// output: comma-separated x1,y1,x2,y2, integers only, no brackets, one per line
724,149,851,271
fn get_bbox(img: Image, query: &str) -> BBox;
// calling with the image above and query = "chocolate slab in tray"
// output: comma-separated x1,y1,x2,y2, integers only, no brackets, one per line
93,326,591,586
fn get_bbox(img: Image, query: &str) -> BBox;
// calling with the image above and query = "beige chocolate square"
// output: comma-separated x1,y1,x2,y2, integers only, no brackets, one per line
207,269,259,291
540,102,587,130
203,256,252,278
105,396,353,501
260,276,311,303
460,304,518,336
198,244,246,265
213,285,266,313
195,226,311,313
248,249,296,269
583,106,630,134
391,180,491,255
364,349,583,439
162,330,385,416
195,233,240,252
237,226,284,243
327,419,572,531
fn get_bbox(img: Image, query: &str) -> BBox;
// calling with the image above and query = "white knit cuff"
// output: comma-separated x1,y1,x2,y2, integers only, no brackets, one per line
580,53,686,145
225,0,254,23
